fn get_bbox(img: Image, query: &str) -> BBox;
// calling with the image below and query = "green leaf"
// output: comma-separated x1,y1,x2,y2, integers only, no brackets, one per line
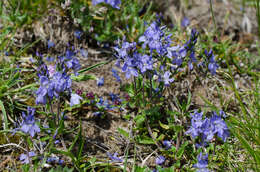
117,127,129,138
137,136,154,144
177,141,188,159
78,60,111,74
134,115,145,127
0,100,8,130
71,74,96,82
159,121,169,130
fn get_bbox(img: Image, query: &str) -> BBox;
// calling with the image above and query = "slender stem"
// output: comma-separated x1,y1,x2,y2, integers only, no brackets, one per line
142,76,145,103
149,75,153,99
49,98,56,127
209,0,217,31
57,97,61,126
145,117,162,150
133,77,137,96
24,136,31,164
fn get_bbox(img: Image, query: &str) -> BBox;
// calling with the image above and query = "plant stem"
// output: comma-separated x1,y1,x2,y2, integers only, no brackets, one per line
209,0,217,31
57,98,61,126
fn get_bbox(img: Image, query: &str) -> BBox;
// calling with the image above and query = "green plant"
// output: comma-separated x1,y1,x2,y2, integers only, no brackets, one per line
67,0,154,43
1,0,50,27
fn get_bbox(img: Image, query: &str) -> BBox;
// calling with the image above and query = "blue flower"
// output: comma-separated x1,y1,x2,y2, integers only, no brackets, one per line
219,110,227,118
168,45,187,67
20,151,36,164
106,0,121,9
19,107,40,137
66,57,81,75
205,49,219,75
138,54,154,73
112,68,121,82
80,48,88,58
92,0,121,9
36,72,72,104
162,140,172,149
185,111,205,139
162,71,174,86
74,30,82,39
139,21,171,55
181,17,190,28
47,40,55,49
186,110,229,144
210,114,229,142
107,152,122,162
155,155,165,165
114,41,136,59
97,77,104,87
70,93,83,107
193,153,209,172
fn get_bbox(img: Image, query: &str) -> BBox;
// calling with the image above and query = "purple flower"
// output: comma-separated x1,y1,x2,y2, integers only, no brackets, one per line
185,111,205,139
66,57,81,75
162,71,174,86
70,93,83,106
219,110,226,118
181,17,190,28
205,49,219,75
47,157,59,163
47,65,56,77
97,77,104,87
122,65,138,79
155,155,165,165
92,0,121,9
47,40,55,49
46,56,54,62
201,118,215,142
92,0,104,6
80,48,88,58
93,111,103,116
114,41,136,59
20,151,36,164
47,156,64,165
186,110,229,144
112,68,121,82
138,54,154,73
168,45,187,67
19,107,40,137
193,153,209,172
162,140,172,149
74,30,82,39
35,86,48,105
139,21,171,55
107,152,122,162
210,114,229,142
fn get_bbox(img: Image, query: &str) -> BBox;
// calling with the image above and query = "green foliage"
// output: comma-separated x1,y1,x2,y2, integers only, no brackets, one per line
49,166,74,172
1,0,50,27
227,74,260,170
67,0,154,43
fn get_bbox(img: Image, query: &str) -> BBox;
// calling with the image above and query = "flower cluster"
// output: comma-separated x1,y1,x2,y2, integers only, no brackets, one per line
114,21,174,86
35,48,81,105
92,0,121,9
16,107,40,137
113,20,219,90
193,153,209,172
20,151,36,164
185,110,229,144
185,110,229,171
36,72,72,104
139,21,172,56
205,49,219,75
